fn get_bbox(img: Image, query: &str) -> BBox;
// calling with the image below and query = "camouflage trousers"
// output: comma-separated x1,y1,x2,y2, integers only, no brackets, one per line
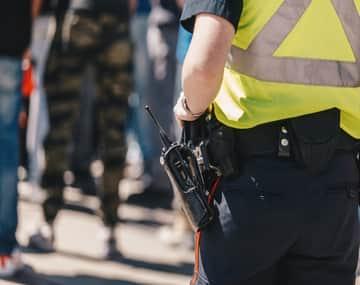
42,11,132,227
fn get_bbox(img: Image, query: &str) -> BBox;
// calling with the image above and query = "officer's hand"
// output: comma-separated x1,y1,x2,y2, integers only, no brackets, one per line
174,93,204,127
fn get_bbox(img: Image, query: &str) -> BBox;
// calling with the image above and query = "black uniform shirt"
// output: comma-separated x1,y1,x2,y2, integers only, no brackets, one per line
181,0,243,33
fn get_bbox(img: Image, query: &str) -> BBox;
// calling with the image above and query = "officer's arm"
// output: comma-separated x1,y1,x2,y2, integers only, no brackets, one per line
175,13,235,121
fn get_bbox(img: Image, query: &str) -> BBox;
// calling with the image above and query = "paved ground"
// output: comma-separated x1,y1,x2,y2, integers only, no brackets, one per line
3,184,194,285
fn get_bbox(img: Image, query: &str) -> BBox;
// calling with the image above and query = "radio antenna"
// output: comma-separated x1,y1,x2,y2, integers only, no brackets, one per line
145,105,172,148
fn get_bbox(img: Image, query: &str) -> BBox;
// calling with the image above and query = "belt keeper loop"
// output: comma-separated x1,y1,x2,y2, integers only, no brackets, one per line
278,126,291,157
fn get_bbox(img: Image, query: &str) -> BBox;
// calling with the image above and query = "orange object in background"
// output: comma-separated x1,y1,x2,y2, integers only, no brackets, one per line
19,59,35,171
21,59,36,97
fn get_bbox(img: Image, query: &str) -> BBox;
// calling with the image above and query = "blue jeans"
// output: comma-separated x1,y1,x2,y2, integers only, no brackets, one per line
0,57,22,254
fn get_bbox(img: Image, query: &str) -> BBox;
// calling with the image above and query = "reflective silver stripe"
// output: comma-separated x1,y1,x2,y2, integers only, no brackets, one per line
227,0,360,87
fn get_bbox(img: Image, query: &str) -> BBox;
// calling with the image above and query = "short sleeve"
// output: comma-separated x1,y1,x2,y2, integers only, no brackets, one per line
181,0,243,33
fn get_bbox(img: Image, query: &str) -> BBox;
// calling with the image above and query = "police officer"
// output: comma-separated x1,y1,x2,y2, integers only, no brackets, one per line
29,0,136,258
174,0,360,284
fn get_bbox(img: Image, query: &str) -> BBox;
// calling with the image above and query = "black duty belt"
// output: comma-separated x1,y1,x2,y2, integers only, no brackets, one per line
235,122,359,157
231,109,360,173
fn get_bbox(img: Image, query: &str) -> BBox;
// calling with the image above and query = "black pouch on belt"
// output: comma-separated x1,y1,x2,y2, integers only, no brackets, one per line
206,115,239,178
288,108,340,174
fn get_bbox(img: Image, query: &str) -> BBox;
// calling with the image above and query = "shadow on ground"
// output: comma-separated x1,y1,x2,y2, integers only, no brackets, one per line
21,198,168,228
19,246,193,277
4,266,149,285
5,259,190,285
56,249,193,276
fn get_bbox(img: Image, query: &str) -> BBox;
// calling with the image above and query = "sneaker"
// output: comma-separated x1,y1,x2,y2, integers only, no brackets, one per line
28,224,55,253
0,249,23,278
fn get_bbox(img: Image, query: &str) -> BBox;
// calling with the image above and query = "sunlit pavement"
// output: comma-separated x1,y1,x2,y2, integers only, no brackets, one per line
5,183,194,285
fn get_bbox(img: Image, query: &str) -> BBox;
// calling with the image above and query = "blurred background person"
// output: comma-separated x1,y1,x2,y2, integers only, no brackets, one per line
0,0,41,278
25,0,68,199
127,0,182,207
158,20,194,249
28,0,136,259
25,0,98,200
125,0,151,179
68,65,99,196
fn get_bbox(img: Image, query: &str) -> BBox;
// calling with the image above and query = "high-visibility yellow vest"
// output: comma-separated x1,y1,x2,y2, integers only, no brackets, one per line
214,0,360,138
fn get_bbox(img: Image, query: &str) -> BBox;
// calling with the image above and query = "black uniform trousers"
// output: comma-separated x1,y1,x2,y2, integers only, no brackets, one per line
192,150,359,285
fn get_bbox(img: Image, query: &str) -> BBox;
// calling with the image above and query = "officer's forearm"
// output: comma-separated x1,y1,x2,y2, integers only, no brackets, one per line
182,13,234,114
